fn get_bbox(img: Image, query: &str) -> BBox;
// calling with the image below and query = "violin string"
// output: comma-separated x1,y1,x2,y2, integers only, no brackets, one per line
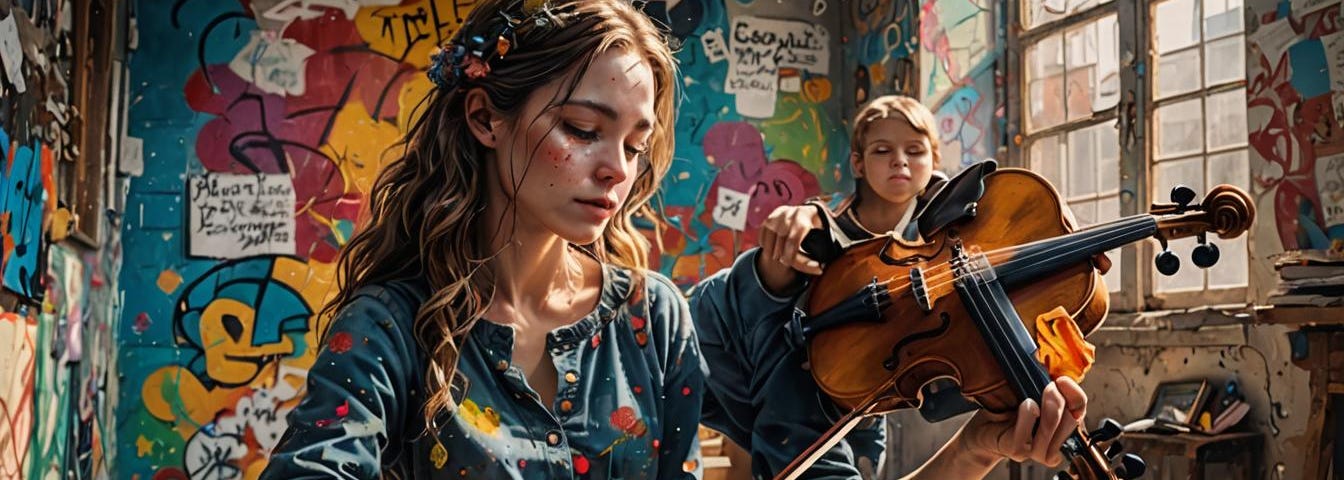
911,216,1149,293
961,268,1037,403
893,217,1154,300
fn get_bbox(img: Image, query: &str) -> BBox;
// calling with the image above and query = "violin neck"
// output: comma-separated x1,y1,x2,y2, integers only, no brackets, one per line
954,261,1111,477
992,215,1158,288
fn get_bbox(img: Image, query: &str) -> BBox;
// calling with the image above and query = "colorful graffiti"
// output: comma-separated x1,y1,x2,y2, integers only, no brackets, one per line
0,311,36,480
916,0,1001,173
0,128,54,300
118,0,461,476
847,0,920,104
1245,2,1344,256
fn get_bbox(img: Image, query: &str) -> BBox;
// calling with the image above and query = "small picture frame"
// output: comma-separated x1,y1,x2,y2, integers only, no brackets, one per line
1146,379,1211,425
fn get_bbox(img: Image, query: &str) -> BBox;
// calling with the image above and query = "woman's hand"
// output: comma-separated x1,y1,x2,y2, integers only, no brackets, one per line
961,377,1088,468
756,205,824,294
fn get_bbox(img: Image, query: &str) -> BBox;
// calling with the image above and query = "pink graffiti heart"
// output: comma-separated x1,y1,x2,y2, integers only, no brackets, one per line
702,122,821,245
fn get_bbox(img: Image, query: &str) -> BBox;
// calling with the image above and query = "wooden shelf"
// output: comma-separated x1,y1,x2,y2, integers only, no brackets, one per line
1253,306,1344,326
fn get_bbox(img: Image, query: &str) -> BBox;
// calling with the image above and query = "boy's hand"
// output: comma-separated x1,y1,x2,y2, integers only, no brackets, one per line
960,377,1088,468
756,205,824,294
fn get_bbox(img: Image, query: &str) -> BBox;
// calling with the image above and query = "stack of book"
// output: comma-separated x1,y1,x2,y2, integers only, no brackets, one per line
1268,245,1344,307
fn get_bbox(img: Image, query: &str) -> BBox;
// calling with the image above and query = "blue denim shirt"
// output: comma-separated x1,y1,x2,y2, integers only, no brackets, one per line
259,266,706,479
691,249,886,480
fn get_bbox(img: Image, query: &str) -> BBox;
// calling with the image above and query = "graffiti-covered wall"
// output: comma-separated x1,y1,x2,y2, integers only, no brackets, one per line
116,0,467,477
0,2,123,479
919,0,1002,173
649,0,850,287
1244,0,1344,294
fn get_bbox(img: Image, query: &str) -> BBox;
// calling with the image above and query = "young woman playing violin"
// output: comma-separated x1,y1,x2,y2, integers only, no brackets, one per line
691,95,1088,479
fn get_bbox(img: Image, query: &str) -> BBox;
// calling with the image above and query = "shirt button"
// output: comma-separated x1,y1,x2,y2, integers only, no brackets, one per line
546,431,562,446
564,371,579,383
495,360,509,371
559,399,573,412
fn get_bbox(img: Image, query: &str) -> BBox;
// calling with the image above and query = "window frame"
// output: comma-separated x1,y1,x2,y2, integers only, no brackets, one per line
1010,0,1253,313
1142,0,1250,310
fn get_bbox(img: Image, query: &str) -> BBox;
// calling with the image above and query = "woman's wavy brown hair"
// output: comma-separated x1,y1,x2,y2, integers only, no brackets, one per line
324,0,677,432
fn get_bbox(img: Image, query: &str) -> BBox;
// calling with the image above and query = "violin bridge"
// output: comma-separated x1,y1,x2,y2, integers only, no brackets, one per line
910,267,932,312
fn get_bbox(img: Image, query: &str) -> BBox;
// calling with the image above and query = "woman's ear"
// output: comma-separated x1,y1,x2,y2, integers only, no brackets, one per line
849,152,864,179
464,88,502,148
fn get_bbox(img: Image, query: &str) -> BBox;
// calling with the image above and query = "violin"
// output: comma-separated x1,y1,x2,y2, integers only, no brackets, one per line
776,161,1255,480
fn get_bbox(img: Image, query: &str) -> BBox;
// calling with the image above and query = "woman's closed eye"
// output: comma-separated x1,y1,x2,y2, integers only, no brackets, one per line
563,122,600,142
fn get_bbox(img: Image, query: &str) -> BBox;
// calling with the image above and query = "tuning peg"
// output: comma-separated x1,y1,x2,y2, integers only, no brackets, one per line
1115,453,1146,479
1170,185,1197,207
1089,418,1124,444
1155,250,1180,276
1104,440,1125,459
1192,242,1220,268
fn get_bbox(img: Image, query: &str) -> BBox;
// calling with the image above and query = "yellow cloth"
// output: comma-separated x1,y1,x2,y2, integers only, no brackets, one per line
1034,306,1096,382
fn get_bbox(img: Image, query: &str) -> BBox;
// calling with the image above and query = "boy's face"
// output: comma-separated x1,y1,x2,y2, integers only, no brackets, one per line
851,117,935,208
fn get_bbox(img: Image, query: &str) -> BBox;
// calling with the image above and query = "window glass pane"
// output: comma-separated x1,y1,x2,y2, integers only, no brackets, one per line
1208,150,1250,190
1031,135,1066,191
1026,35,1066,132
1155,0,1202,54
1095,15,1121,112
1204,0,1244,39
1155,49,1203,99
1155,98,1205,159
1206,89,1248,150
1067,125,1100,197
1207,235,1249,288
1023,0,1065,29
1204,36,1246,86
1064,16,1119,120
1069,199,1098,226
1154,157,1206,199
1098,123,1120,192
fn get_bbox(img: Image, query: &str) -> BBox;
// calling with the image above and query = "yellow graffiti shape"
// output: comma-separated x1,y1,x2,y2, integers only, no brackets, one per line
199,298,296,386
319,100,403,197
355,0,480,68
142,366,240,434
458,399,500,435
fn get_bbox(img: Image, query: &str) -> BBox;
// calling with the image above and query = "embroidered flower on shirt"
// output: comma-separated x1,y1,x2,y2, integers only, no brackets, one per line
328,332,353,353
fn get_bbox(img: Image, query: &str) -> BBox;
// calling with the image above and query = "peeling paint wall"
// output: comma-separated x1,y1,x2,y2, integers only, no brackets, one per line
0,2,123,479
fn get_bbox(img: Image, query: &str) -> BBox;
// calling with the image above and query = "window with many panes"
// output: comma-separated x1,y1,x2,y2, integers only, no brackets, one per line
1018,0,1251,309
1149,0,1250,296
1020,0,1124,293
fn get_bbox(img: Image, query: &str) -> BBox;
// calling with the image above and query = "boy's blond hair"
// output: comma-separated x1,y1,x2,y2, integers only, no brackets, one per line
850,95,942,169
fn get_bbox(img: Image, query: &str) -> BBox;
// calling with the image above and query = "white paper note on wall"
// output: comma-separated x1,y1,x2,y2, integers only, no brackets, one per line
701,28,728,63
1250,18,1298,64
0,13,26,94
120,136,145,177
712,187,751,231
188,174,297,258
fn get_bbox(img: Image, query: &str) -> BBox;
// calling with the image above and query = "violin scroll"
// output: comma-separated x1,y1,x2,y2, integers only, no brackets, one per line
1151,184,1254,276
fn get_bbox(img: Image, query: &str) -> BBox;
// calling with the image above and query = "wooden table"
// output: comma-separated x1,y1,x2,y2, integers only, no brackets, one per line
1256,306,1344,480
1121,431,1263,479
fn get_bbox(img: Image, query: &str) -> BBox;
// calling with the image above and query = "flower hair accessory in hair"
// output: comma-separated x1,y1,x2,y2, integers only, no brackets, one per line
426,11,522,90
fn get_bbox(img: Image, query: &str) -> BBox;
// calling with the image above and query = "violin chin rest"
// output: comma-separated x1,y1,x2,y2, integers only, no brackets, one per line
915,159,997,239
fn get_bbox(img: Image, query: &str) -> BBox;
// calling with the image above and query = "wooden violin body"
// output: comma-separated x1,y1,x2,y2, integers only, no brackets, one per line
776,163,1254,480
807,169,1109,415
